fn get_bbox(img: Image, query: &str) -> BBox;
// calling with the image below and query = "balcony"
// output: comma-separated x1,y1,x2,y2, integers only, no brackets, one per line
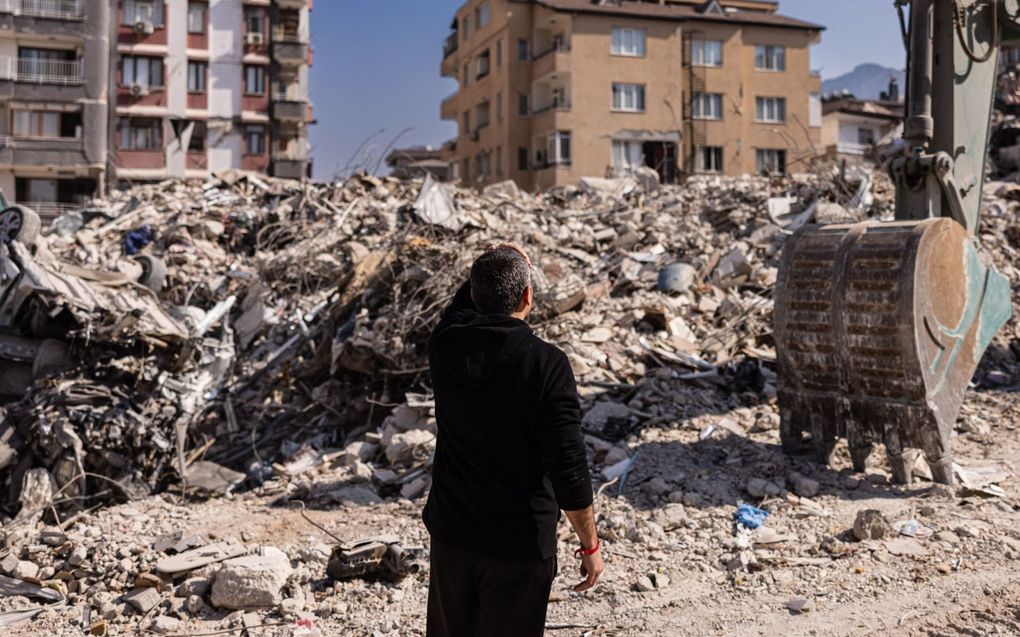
440,92,458,120
0,136,87,167
275,0,306,8
272,157,308,179
0,0,84,20
0,57,83,85
531,101,571,116
273,98,308,123
532,49,569,82
272,30,308,66
443,32,458,59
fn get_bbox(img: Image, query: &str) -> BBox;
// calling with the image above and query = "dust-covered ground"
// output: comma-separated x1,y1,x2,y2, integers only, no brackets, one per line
5,384,1018,637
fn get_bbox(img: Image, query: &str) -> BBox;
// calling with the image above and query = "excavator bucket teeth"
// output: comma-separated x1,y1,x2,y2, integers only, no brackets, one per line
775,218,1011,485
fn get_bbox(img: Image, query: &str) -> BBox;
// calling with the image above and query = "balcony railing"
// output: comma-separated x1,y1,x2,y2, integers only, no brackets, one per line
18,201,83,219
0,0,83,19
443,32,459,58
532,40,570,60
531,101,571,116
0,57,83,84
272,27,306,43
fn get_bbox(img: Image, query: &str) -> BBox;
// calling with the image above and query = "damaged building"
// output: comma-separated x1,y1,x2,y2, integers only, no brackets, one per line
0,0,314,223
440,0,824,189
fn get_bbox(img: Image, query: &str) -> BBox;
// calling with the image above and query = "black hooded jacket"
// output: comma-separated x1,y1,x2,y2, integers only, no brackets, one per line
423,281,593,561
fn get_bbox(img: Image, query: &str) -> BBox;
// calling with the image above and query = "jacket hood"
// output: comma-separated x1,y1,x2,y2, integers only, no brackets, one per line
432,314,533,389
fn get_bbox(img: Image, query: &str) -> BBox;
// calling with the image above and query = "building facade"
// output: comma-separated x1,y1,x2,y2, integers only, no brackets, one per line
440,0,824,190
821,80,903,161
0,0,312,219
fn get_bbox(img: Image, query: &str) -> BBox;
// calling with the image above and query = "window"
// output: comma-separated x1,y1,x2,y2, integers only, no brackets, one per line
475,151,490,178
517,38,529,62
17,178,57,204
244,65,265,94
858,127,876,145
119,118,163,150
755,45,786,71
496,146,504,175
612,140,643,174
123,0,164,27
755,97,786,123
518,93,529,116
187,2,206,34
475,101,490,130
546,131,571,166
476,2,490,29
13,109,81,139
188,121,206,152
612,83,645,112
692,93,723,120
496,92,504,121
122,56,164,87
695,146,723,173
496,39,504,66
187,61,206,92
245,125,266,155
756,149,787,174
611,28,646,57
476,50,491,79
462,111,470,135
462,63,470,86
518,147,529,171
692,39,722,67
462,16,470,41
244,8,265,34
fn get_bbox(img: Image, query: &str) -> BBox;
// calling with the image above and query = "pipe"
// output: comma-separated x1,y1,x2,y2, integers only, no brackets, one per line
905,0,935,148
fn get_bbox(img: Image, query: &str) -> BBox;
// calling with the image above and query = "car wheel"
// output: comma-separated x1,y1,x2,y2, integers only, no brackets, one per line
135,254,167,293
0,205,41,247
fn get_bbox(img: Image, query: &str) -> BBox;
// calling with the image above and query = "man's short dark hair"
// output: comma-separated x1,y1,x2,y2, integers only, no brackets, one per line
470,247,532,315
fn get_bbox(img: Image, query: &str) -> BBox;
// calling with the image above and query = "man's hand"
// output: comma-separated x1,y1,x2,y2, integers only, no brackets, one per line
574,549,604,592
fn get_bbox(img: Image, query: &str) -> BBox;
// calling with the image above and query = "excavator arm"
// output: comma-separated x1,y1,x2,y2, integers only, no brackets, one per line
774,0,1015,484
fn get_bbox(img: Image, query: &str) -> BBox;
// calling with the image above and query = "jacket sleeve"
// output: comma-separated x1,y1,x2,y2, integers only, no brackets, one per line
536,350,594,511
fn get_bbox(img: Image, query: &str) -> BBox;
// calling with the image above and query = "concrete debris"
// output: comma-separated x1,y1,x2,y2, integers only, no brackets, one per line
853,509,893,542
209,547,293,609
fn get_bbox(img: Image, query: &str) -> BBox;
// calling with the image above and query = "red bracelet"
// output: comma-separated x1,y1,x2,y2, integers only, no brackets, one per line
574,539,600,558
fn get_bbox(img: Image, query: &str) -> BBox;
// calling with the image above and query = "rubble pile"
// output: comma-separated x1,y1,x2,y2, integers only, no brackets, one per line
1,164,1018,520
0,165,1016,635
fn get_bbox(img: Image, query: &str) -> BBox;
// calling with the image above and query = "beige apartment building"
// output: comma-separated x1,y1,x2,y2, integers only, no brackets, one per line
440,0,824,190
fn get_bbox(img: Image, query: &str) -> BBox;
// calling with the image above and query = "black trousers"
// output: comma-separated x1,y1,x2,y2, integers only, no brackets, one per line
426,535,557,637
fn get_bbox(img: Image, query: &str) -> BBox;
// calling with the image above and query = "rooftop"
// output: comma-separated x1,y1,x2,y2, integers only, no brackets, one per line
530,0,825,31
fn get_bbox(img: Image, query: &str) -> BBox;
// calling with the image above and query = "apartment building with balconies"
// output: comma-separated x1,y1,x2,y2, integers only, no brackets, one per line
440,0,824,190
0,0,109,218
112,0,314,185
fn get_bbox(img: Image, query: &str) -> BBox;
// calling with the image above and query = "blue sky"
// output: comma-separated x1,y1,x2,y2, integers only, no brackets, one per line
309,0,905,179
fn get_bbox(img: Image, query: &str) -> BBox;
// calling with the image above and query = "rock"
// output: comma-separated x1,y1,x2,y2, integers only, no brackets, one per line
186,594,205,614
90,618,109,635
0,553,18,574
886,537,928,556
135,572,163,590
210,547,293,609
786,595,816,613
634,575,656,592
328,485,383,506
384,429,436,466
68,544,88,567
746,478,782,499
644,477,671,496
149,615,181,634
124,586,163,614
933,530,960,545
853,509,892,541
657,263,697,293
12,560,39,580
343,441,380,464
350,460,373,482
582,402,632,431
177,577,211,598
602,446,629,466
39,527,67,546
400,476,429,500
789,473,819,498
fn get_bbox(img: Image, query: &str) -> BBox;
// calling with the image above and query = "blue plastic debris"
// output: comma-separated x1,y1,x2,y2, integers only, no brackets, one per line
734,503,770,529
122,224,154,256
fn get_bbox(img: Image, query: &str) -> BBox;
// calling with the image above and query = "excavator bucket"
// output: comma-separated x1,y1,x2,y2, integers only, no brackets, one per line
774,217,1011,484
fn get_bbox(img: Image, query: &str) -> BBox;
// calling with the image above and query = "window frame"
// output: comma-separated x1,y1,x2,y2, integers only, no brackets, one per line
695,146,724,173
546,131,571,166
118,117,163,151
611,27,646,57
187,1,206,34
517,38,529,62
11,109,77,139
244,7,265,34
187,60,207,93
122,55,165,88
756,148,787,174
692,39,723,67
245,124,266,155
857,127,876,145
611,82,646,113
692,92,723,120
123,0,164,28
187,120,207,152
476,2,490,29
244,65,266,95
517,146,529,171
755,45,786,72
755,96,787,123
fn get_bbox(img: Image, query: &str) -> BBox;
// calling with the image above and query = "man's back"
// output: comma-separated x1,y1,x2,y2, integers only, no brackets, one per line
423,282,592,561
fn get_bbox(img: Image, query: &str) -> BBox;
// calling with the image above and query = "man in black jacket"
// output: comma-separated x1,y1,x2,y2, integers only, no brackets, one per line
424,244,603,637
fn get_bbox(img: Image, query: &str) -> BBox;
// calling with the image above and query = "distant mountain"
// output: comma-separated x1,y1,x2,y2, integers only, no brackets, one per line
822,63,906,100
